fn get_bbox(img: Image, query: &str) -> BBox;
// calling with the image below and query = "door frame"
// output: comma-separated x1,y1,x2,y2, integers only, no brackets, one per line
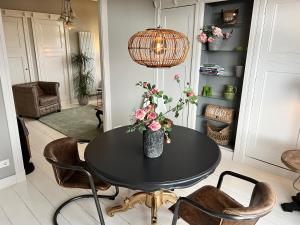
1,9,73,104
0,10,26,189
98,0,113,131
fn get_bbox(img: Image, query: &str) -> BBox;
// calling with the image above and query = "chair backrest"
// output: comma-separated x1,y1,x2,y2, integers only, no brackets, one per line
44,137,80,185
223,182,276,224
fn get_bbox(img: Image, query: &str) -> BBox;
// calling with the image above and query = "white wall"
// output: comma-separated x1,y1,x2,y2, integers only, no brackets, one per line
0,81,15,179
106,0,156,127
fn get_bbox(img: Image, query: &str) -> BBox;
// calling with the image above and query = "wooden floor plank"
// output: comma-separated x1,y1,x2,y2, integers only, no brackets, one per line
0,188,40,225
28,169,100,225
13,180,70,225
0,205,11,225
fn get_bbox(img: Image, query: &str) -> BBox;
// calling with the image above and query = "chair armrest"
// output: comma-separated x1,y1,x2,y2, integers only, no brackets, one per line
45,158,92,178
172,197,257,225
217,171,258,189
38,82,60,96
12,85,40,117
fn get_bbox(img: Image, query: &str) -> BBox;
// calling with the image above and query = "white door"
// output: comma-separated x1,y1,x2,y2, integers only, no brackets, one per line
245,0,300,167
160,5,195,126
2,16,31,85
32,19,71,103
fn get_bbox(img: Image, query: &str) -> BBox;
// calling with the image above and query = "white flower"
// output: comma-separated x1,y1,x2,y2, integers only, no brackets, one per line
212,27,223,37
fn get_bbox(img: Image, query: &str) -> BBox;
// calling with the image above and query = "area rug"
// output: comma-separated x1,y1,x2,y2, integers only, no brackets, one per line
39,105,102,141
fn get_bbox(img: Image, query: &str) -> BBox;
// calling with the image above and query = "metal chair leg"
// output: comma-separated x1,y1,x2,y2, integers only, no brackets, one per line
53,194,105,225
293,176,300,191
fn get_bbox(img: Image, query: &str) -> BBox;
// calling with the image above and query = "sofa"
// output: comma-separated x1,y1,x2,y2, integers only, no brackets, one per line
12,81,61,119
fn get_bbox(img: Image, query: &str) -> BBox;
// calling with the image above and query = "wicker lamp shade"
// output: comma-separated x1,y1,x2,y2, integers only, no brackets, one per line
128,28,190,68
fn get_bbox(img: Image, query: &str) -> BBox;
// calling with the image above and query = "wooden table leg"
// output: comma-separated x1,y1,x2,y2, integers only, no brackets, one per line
107,190,178,225
107,192,148,216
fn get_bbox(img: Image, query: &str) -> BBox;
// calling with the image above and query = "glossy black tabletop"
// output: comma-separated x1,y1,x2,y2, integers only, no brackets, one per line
85,126,221,192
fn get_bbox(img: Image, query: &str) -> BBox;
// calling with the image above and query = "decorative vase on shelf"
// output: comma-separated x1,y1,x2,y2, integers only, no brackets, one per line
208,37,223,51
224,85,237,101
143,129,164,158
235,66,245,78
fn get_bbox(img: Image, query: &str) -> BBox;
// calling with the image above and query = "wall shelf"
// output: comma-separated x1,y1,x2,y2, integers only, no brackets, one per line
202,49,247,53
200,72,237,78
200,95,236,102
197,115,233,125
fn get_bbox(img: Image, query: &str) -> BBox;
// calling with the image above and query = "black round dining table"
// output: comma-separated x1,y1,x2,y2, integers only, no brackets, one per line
84,125,221,225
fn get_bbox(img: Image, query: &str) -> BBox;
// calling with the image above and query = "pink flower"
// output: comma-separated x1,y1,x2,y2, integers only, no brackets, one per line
174,74,181,80
212,27,223,37
150,87,159,94
144,104,154,113
187,92,195,97
148,121,161,131
143,82,149,88
198,32,207,43
223,32,230,40
135,109,146,120
147,112,157,120
207,37,215,43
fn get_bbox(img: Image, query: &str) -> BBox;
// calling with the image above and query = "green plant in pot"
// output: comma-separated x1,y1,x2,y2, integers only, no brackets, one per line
72,53,94,106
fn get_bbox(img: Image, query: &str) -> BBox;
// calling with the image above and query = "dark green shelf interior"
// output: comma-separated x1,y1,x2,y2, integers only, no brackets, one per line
196,0,254,150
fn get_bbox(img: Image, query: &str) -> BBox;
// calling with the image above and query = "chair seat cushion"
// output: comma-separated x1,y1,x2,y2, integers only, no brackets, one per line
170,185,242,225
62,163,111,191
39,95,58,106
281,150,300,173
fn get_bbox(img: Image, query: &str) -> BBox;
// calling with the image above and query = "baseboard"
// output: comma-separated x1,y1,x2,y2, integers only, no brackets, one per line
244,156,299,180
0,168,26,190
0,174,17,190
220,146,234,160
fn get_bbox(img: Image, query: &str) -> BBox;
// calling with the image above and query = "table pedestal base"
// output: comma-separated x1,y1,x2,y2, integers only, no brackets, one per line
106,190,178,225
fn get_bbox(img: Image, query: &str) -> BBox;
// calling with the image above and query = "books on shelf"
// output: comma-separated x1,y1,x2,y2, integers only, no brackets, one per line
200,64,225,76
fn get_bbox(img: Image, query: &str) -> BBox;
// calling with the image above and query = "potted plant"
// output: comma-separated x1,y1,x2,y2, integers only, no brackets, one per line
72,53,94,105
127,74,198,158
198,25,231,51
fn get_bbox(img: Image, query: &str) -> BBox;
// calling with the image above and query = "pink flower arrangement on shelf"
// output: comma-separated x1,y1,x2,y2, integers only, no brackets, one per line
198,25,231,43
127,74,198,143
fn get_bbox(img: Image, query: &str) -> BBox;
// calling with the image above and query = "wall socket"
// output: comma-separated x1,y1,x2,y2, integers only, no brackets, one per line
0,159,10,169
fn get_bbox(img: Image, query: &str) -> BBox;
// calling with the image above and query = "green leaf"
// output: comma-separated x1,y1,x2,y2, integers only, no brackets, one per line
138,126,146,133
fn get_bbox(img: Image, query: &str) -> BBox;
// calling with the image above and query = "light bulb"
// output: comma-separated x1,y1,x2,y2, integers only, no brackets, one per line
152,36,166,55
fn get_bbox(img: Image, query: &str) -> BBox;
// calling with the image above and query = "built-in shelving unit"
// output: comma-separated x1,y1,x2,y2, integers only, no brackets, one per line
196,0,254,151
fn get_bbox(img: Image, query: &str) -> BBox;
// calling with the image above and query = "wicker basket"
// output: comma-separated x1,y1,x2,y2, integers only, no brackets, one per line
204,104,234,124
207,123,231,146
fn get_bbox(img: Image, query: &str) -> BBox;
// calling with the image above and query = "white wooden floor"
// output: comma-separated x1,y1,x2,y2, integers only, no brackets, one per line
0,119,299,225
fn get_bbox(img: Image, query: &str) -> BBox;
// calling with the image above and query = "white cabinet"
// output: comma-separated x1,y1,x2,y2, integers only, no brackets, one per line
244,0,300,167
1,10,72,104
2,16,32,85
32,19,71,103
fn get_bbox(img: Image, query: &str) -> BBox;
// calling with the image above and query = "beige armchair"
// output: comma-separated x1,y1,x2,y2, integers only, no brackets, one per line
12,81,61,119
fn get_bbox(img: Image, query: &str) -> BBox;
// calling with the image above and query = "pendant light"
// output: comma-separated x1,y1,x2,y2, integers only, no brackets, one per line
59,0,77,30
128,1,189,68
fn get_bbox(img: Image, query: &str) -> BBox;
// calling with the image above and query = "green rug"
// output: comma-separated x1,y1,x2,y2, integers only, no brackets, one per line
39,105,102,141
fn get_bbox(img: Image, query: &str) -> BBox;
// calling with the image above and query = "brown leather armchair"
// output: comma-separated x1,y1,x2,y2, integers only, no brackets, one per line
44,137,119,225
12,81,61,119
170,171,276,225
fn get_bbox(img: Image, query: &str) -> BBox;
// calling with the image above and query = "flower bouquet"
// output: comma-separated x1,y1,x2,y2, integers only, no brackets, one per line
198,25,231,51
127,74,198,158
